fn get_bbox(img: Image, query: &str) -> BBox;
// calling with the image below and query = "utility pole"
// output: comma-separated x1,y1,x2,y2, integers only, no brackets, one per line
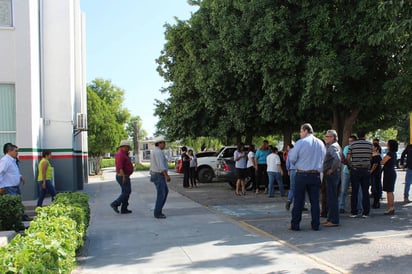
133,121,140,164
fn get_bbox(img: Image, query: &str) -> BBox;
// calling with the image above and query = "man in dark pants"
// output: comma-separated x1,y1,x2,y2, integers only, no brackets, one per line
288,123,326,231
346,129,373,218
401,144,412,202
181,146,190,188
322,130,342,227
110,140,134,214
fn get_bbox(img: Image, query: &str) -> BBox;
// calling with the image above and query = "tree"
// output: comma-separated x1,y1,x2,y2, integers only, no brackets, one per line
125,116,147,164
87,78,130,174
156,1,412,147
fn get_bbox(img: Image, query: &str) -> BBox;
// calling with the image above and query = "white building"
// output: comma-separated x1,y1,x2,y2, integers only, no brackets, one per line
0,0,87,200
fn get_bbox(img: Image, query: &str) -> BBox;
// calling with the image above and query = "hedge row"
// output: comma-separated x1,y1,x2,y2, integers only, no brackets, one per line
0,195,24,231
0,192,90,273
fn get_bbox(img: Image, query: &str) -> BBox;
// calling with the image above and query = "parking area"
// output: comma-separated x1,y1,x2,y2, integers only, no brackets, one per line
169,170,412,274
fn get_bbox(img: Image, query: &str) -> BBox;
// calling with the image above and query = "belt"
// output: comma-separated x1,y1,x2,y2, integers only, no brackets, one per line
150,171,164,176
351,166,369,170
296,169,319,174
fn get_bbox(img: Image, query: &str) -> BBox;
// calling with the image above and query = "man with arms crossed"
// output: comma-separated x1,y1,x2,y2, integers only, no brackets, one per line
288,123,326,231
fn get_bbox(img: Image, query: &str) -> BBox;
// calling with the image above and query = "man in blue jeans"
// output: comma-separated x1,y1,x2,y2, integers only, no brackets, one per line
150,136,171,219
110,140,134,214
288,123,326,231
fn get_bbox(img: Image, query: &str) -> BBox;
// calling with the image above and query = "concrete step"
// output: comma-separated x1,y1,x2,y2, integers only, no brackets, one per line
0,231,17,247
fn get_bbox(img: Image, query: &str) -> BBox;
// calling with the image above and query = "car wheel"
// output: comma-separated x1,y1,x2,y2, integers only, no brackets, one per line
198,167,214,183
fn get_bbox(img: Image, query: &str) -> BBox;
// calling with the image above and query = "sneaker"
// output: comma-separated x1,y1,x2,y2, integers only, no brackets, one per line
349,214,358,218
404,198,411,203
110,203,119,214
155,213,166,219
361,214,368,218
22,214,33,221
285,201,291,210
121,209,132,214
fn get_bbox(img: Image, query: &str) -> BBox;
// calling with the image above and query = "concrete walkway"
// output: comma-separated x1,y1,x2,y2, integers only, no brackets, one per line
72,168,341,274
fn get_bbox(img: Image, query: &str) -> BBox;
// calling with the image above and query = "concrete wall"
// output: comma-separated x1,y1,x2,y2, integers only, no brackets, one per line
0,0,87,200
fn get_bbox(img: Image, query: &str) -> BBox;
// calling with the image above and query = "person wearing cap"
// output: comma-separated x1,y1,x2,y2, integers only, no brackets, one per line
110,140,134,214
150,136,170,219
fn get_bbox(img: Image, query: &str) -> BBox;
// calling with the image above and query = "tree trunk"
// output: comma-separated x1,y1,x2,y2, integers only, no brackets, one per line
92,155,103,175
340,109,360,147
282,127,293,151
133,121,140,164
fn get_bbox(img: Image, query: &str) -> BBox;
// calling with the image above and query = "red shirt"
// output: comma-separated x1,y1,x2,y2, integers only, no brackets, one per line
115,149,134,176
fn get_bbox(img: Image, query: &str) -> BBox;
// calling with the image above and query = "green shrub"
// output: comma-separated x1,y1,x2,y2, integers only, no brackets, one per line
0,192,90,273
53,192,90,228
0,195,24,231
101,158,115,168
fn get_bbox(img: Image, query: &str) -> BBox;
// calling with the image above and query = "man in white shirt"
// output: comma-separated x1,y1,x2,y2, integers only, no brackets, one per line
0,143,25,195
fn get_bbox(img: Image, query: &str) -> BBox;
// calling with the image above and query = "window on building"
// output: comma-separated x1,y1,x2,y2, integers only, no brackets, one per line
0,84,16,153
0,0,12,27
143,144,148,150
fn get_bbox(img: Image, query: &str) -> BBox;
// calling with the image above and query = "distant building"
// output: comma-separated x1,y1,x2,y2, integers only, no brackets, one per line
0,0,87,200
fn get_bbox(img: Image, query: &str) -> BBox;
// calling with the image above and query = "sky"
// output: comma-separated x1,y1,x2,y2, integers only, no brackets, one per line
80,0,198,137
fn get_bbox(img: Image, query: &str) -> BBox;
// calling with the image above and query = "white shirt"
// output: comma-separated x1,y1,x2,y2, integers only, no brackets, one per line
247,151,255,168
189,155,197,168
266,153,281,172
0,154,22,187
234,150,247,169
150,147,168,173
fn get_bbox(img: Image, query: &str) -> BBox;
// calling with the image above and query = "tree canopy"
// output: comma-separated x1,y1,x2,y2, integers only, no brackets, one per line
156,0,412,146
87,78,130,174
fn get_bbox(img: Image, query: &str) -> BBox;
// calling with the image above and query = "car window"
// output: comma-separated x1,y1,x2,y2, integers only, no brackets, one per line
222,148,236,158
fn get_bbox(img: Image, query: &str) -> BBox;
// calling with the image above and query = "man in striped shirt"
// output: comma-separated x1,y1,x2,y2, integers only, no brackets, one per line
346,129,373,218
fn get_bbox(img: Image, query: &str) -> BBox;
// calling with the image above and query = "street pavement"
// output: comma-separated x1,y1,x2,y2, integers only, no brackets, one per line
72,168,412,274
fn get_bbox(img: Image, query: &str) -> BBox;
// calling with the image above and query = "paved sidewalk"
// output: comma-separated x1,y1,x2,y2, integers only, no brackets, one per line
72,168,341,274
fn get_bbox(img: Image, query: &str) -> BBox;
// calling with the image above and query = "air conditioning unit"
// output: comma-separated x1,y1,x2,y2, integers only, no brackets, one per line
76,113,87,130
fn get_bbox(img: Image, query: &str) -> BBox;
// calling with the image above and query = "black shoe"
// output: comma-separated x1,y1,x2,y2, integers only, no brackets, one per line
110,203,119,213
285,201,291,210
155,213,166,219
22,214,33,221
302,207,309,211
339,208,346,214
121,209,132,214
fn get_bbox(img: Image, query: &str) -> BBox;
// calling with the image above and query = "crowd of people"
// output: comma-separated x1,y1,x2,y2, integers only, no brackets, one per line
227,123,412,231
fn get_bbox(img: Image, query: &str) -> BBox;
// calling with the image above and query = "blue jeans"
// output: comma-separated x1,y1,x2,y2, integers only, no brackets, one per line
350,168,371,215
267,171,285,197
325,173,340,224
36,180,57,206
150,173,169,217
113,175,132,212
287,170,296,202
339,171,362,211
5,186,21,195
404,168,412,199
291,172,321,230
